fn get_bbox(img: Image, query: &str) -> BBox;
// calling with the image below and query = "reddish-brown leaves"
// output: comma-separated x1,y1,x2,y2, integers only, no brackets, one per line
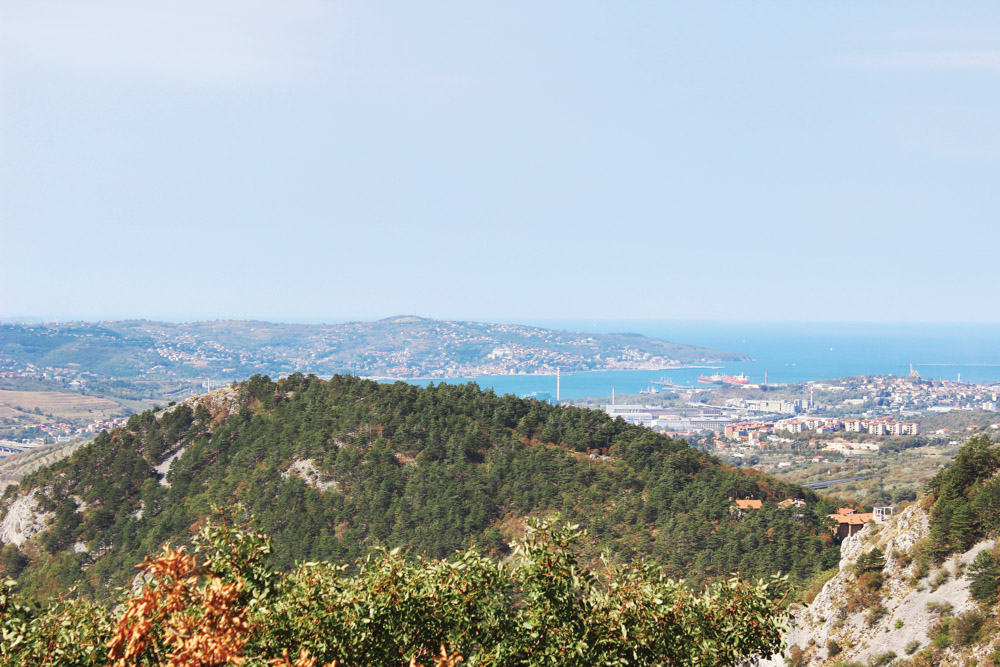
107,545,249,667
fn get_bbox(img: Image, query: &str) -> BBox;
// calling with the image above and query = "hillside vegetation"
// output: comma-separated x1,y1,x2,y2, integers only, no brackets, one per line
924,435,1000,561
1,374,837,600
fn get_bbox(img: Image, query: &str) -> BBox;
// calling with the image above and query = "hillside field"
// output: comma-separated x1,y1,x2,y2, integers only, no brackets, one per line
0,389,124,423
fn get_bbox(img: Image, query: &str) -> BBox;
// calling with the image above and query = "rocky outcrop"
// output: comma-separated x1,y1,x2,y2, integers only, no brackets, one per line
0,490,53,547
154,446,187,487
282,458,339,492
152,387,243,486
160,386,241,421
765,503,996,666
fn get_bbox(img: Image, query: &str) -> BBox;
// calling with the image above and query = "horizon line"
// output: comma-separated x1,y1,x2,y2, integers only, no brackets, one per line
2,314,999,327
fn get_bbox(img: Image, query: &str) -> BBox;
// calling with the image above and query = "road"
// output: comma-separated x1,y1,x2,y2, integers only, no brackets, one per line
803,474,878,490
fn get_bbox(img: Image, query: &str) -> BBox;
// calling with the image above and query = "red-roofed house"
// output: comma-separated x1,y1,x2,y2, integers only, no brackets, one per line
829,507,874,539
735,498,763,511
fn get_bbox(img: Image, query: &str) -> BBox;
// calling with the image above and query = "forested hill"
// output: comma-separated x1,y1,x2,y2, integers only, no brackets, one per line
0,375,837,599
0,316,747,381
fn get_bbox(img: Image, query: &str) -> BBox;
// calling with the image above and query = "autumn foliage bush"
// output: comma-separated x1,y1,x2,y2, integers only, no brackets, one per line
844,571,883,613
107,546,250,666
1,517,790,666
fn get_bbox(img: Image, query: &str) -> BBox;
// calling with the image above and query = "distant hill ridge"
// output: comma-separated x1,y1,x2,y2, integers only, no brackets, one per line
0,316,748,380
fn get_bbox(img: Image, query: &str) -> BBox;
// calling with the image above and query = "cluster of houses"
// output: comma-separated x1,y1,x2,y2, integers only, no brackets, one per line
862,375,1000,413
723,416,919,443
6,416,128,449
732,497,807,511
731,497,894,539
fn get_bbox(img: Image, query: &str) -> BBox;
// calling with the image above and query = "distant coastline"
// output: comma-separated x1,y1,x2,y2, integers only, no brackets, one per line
378,321,1000,400
0,317,748,384
367,363,731,383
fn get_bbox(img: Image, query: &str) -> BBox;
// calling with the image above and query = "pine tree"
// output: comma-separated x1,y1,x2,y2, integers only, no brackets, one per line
949,502,977,552
969,550,1000,604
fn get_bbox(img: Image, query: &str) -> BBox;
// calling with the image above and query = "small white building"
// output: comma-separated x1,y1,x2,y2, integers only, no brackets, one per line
873,506,894,523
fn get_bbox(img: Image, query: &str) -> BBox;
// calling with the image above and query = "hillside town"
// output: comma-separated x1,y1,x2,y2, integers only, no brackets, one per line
0,319,745,384
0,416,128,455
604,374,1000,437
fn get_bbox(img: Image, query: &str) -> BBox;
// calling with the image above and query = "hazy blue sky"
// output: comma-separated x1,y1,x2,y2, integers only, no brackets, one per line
2,2,998,323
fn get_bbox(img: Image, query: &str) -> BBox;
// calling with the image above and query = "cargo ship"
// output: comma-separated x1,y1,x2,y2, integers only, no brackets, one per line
698,372,749,385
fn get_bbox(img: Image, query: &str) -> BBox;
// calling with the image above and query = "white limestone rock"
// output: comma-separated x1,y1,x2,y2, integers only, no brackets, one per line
0,490,54,547
283,458,339,492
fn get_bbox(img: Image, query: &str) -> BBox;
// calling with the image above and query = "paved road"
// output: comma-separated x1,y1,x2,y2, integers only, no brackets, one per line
804,474,878,490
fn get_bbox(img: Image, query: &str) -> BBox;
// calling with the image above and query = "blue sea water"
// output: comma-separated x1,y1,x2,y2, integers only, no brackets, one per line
398,321,1000,400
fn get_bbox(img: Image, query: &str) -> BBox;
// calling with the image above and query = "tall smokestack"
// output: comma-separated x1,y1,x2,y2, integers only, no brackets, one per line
556,367,561,402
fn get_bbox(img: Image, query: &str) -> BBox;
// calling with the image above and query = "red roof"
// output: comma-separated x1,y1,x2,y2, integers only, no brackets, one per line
735,499,763,510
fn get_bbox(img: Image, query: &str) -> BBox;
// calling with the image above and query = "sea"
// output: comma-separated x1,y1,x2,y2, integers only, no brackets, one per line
395,321,1000,400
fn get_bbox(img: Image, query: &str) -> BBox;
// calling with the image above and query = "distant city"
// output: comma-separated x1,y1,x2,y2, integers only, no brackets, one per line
603,373,998,436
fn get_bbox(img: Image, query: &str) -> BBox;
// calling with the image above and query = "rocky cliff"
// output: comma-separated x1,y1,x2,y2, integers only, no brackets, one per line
765,502,999,666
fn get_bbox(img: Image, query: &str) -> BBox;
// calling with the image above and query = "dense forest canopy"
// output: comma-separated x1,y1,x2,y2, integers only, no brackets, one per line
1,374,839,599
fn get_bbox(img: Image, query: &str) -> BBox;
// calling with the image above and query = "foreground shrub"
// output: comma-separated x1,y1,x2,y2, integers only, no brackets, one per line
0,584,111,666
1,517,790,666
107,546,250,666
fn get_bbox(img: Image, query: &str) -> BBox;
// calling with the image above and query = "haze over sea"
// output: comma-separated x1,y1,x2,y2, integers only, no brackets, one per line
406,321,1000,400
